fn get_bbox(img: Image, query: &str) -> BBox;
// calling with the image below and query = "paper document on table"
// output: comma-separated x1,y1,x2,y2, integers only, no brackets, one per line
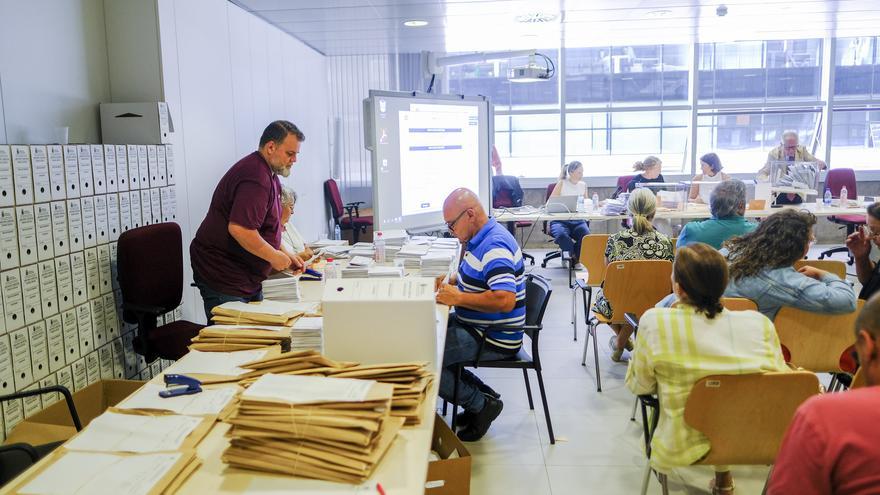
167,349,266,376
118,384,238,415
292,316,323,330
288,301,322,315
348,256,374,267
242,373,373,404
209,324,290,333
18,451,182,495
65,411,203,453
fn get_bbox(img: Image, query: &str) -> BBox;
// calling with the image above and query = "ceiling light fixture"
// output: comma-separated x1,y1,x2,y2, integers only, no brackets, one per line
403,20,429,27
515,12,558,23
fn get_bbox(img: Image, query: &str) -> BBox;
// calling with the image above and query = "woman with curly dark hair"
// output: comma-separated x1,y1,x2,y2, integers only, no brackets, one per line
724,209,856,320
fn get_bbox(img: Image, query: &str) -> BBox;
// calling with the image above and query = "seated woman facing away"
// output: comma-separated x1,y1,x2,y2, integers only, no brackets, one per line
594,187,674,362
724,209,856,321
688,152,730,204
549,161,590,269
626,155,665,193
626,243,789,494
280,186,314,262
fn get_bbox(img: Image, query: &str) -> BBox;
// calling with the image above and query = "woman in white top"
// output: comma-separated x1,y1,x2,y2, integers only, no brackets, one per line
549,161,590,267
280,187,313,261
688,153,730,204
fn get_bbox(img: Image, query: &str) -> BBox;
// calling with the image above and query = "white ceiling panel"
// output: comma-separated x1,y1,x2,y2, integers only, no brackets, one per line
232,0,880,56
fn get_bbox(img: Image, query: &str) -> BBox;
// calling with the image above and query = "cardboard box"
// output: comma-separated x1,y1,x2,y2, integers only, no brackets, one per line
4,379,144,446
426,415,471,495
100,102,174,144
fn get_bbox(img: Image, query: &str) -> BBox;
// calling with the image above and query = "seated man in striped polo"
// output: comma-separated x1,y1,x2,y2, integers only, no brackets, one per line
436,188,526,441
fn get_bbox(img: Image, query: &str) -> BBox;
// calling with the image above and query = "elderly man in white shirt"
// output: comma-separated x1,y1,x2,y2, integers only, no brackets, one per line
280,187,313,261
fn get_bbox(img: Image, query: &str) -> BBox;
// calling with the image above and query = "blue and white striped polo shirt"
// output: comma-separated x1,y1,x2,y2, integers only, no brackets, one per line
455,217,526,351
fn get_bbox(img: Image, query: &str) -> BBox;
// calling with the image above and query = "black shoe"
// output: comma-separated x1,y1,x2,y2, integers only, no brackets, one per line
475,382,501,400
454,410,476,429
457,397,503,442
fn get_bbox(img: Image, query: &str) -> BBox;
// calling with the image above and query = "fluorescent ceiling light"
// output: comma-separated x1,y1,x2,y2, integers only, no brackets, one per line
403,20,429,27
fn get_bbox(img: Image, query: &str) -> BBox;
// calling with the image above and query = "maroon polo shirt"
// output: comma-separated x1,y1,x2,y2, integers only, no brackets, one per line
190,151,282,296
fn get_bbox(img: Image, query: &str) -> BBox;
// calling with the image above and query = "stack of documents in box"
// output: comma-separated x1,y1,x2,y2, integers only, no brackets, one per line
223,373,403,484
290,316,323,352
210,300,305,326
349,242,375,258
190,324,291,352
261,272,301,303
394,243,431,268
777,162,818,190
237,351,433,426
601,198,627,216
341,256,373,278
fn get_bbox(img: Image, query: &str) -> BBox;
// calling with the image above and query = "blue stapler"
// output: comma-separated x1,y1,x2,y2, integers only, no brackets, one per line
302,268,323,280
159,374,202,398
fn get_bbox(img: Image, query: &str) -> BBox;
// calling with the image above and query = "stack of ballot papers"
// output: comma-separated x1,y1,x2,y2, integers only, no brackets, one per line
420,252,455,278
222,374,403,484
348,242,375,258
12,450,200,495
167,348,273,384
342,256,373,278
190,324,292,352
394,243,430,268
237,351,433,426
64,410,214,453
261,272,302,303
601,198,627,216
367,266,404,278
380,229,409,247
211,300,305,326
321,244,353,258
291,316,323,352
309,239,349,249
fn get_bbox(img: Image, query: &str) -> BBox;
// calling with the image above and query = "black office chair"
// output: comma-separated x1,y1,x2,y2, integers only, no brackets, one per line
450,274,556,444
540,183,566,268
0,385,82,487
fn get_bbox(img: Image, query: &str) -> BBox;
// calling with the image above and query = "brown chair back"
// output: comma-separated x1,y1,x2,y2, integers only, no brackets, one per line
851,367,866,389
684,372,820,466
601,260,673,323
721,297,758,312
578,234,610,287
793,259,847,280
774,299,865,373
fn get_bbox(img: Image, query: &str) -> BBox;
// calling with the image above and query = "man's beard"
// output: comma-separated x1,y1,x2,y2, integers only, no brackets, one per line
270,162,291,177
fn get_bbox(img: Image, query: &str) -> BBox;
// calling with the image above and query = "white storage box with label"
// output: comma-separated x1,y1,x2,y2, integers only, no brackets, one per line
100,102,173,144
322,277,439,370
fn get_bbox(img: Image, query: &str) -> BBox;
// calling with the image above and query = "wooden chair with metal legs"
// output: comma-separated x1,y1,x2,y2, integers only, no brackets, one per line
641,372,821,495
625,297,759,421
774,300,865,388
571,234,609,341
581,260,673,392
793,259,848,280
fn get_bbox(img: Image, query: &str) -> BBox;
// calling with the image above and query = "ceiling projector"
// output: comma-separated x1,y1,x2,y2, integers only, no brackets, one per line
508,63,551,82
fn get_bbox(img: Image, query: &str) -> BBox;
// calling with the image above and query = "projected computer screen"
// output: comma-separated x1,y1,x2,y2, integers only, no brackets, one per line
365,91,492,232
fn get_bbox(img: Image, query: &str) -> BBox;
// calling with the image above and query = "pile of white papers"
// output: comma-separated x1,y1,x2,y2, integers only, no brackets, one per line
601,198,627,216
322,244,352,258
395,243,431,268
367,266,404,278
420,252,455,278
309,239,349,248
261,273,301,303
291,316,323,352
380,230,409,247
349,242,375,258
342,256,373,278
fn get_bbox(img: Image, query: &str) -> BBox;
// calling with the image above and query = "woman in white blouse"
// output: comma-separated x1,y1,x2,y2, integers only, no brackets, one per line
688,153,730,204
280,187,313,261
549,161,590,269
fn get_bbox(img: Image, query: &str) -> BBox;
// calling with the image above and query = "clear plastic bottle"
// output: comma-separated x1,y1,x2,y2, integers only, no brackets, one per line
374,231,386,263
576,196,584,212
592,192,599,211
324,257,337,281
840,186,848,206
333,224,341,241
824,188,832,207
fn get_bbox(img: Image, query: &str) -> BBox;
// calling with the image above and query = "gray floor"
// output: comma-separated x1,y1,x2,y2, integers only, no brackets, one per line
451,245,856,495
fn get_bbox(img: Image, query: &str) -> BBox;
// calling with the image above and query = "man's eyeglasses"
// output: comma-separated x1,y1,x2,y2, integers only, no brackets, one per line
446,209,471,232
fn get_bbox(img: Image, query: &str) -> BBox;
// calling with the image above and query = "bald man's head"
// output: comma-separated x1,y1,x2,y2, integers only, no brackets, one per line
443,188,488,242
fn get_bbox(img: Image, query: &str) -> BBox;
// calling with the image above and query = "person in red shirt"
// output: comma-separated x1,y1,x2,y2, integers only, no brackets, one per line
768,293,880,494
190,120,305,320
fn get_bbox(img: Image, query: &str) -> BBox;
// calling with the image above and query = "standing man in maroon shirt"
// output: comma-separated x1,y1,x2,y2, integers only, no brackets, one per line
768,293,880,494
190,120,305,320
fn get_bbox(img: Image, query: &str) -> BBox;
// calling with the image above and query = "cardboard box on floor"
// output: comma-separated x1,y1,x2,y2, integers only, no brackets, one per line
426,414,471,495
4,379,144,446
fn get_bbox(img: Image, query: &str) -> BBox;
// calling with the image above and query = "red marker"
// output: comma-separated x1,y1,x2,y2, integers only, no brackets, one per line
376,482,386,495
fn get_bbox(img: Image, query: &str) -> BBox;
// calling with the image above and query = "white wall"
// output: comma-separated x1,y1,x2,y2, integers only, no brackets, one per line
0,0,111,144
156,0,331,322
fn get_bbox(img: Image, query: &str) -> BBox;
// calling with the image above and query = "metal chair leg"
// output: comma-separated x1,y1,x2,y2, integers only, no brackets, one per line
593,324,602,392
659,473,669,495
451,365,462,430
630,396,639,421
442,399,448,416
522,368,534,410
640,463,653,495
535,369,555,445
571,288,577,340
581,321,591,366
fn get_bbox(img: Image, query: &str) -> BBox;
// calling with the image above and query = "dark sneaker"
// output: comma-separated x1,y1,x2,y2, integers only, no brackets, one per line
457,397,503,442
476,382,501,400
454,410,476,429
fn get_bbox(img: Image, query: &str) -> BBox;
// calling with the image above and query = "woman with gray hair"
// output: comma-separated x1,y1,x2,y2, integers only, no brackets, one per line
280,186,314,261
678,179,757,250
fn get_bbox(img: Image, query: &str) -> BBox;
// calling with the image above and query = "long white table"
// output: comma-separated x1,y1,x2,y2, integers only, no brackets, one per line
3,277,449,495
495,202,866,223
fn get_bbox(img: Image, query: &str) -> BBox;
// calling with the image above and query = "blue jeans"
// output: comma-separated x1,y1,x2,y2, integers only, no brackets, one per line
192,271,263,322
549,220,590,262
439,317,511,413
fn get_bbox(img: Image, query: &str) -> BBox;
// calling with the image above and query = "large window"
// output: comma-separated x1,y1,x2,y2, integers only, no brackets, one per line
834,37,880,99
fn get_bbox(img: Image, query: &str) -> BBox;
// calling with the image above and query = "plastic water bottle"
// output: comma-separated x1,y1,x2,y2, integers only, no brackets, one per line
333,224,341,241
576,196,584,212
374,231,386,263
840,186,848,206
592,193,600,211
823,188,832,207
323,257,336,282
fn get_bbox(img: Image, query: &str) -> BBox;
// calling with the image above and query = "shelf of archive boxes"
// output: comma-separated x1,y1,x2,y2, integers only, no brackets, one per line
0,143,179,440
